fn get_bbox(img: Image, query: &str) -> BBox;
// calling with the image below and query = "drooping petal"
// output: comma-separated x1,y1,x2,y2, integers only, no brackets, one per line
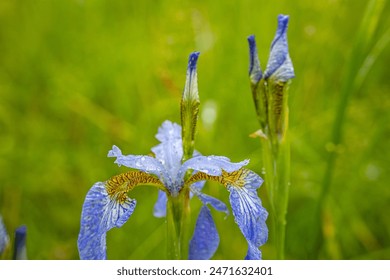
153,190,167,218
247,35,263,84
0,215,9,255
108,145,172,187
13,225,27,260
179,155,249,180
227,170,268,260
77,182,136,260
189,206,219,260
151,121,183,181
264,14,295,82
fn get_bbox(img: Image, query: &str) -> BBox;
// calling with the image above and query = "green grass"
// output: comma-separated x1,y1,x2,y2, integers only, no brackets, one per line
0,0,389,259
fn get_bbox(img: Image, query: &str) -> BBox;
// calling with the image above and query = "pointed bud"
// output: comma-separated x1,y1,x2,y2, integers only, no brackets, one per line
264,15,295,142
248,35,263,85
264,15,295,82
247,36,267,131
181,52,200,162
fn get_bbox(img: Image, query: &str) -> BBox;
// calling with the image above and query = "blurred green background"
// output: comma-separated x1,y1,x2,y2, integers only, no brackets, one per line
0,0,389,260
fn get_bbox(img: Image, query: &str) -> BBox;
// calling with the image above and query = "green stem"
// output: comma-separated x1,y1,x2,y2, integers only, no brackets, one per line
166,188,191,259
261,135,290,260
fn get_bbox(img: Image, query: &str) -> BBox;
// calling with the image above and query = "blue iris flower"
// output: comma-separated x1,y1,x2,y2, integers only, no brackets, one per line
0,215,27,259
77,52,268,261
78,122,268,260
0,215,10,256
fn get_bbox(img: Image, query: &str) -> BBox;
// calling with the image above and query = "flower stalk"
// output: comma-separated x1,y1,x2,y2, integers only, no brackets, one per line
248,15,294,259
167,52,200,259
166,188,191,259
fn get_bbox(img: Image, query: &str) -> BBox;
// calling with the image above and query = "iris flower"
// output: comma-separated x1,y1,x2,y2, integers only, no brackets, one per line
78,53,268,260
0,215,9,256
0,216,27,259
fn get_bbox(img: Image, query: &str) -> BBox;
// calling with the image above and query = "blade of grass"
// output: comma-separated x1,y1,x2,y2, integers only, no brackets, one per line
313,0,387,258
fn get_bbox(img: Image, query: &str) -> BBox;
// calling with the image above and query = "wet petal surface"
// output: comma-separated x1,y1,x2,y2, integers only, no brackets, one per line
78,182,136,260
189,206,219,260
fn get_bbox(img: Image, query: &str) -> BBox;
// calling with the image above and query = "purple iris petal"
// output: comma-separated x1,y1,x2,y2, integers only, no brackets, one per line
264,14,295,81
153,190,167,218
179,155,249,180
108,145,172,187
77,182,136,260
189,206,219,260
227,170,268,260
247,35,263,84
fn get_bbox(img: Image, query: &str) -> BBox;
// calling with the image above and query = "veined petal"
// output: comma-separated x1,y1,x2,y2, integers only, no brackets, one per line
13,225,27,260
151,121,183,181
179,155,249,180
189,206,219,260
264,14,295,82
108,145,171,187
186,168,267,259
153,190,167,218
227,170,268,260
78,171,164,259
245,242,262,260
247,35,263,84
77,182,136,260
0,215,9,255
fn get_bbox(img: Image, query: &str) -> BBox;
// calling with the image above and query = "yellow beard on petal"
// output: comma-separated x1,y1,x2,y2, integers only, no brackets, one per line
105,171,165,203
186,168,249,188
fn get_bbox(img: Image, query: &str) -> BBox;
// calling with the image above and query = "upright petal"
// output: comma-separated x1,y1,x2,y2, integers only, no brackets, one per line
227,170,268,259
77,182,136,260
189,206,219,260
179,155,249,180
151,121,183,181
264,14,295,81
0,215,9,255
108,145,172,187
